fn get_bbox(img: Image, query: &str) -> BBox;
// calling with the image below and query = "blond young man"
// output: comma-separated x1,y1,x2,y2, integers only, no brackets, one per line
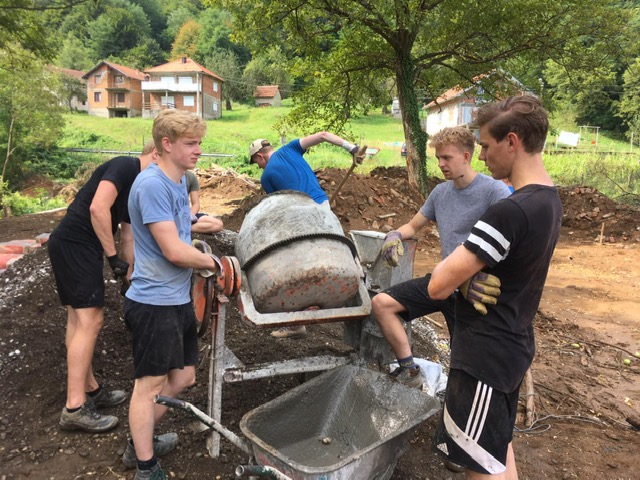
373,127,510,389
123,110,220,480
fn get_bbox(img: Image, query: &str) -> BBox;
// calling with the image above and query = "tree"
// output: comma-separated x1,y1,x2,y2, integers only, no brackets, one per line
214,0,627,193
241,47,292,100
171,19,202,60
206,50,245,109
0,51,65,187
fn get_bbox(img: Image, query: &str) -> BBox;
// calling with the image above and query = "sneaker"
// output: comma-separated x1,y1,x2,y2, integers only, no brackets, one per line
135,462,167,480
88,387,128,408
270,325,307,339
444,459,465,472
389,365,423,389
59,403,119,432
122,433,179,469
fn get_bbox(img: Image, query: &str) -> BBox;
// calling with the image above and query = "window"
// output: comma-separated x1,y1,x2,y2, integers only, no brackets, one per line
94,91,102,102
116,92,125,103
178,76,193,85
160,76,173,83
93,74,102,85
213,82,218,92
213,102,218,111
161,95,175,106
183,95,194,107
114,75,124,84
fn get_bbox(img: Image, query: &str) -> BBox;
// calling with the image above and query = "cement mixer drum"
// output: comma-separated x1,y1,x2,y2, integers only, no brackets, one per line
235,192,361,314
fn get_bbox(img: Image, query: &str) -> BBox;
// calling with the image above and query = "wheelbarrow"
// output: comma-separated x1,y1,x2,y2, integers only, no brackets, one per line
156,364,440,480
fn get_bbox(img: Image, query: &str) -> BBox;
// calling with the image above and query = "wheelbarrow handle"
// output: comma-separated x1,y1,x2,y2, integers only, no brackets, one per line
155,395,187,411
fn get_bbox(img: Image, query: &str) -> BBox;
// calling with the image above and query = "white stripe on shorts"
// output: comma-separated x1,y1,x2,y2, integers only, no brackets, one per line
443,380,506,474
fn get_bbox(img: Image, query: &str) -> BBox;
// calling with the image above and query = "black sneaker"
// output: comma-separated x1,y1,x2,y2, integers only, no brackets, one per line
122,433,179,469
88,387,128,408
389,365,423,389
135,462,167,480
59,403,119,432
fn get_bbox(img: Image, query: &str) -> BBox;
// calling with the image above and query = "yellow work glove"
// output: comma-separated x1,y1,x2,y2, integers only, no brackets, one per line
381,230,404,267
458,272,501,315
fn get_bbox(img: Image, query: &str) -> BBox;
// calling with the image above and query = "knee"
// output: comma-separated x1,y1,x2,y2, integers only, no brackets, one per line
372,293,394,315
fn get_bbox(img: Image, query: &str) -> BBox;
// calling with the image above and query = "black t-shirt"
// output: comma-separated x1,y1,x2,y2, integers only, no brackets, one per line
451,185,563,393
54,156,141,247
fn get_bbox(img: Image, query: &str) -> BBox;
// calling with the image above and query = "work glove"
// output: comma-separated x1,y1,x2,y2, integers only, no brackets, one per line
119,277,130,297
458,272,501,315
195,253,223,278
107,254,129,279
381,230,404,267
349,144,367,164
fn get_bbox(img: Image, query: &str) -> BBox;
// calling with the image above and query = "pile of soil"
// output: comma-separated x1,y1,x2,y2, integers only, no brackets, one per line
0,166,638,479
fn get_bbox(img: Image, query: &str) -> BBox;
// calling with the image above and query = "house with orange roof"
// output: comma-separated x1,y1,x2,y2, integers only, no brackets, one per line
142,57,224,119
48,66,88,112
82,61,146,118
253,85,281,107
423,72,527,136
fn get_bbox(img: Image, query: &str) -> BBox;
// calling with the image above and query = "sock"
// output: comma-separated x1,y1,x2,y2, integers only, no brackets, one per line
66,406,81,413
137,457,158,471
86,385,102,397
398,356,417,369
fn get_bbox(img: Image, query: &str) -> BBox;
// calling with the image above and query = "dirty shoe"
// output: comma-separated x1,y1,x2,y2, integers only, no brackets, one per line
270,325,307,339
59,403,119,432
389,365,423,389
135,462,167,480
88,387,128,408
122,433,179,469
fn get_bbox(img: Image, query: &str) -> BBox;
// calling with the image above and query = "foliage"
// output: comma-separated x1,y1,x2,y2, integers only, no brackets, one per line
0,188,67,217
195,8,250,66
205,50,246,107
56,33,95,71
53,70,88,111
0,52,66,187
241,47,292,99
171,19,202,60
212,0,628,195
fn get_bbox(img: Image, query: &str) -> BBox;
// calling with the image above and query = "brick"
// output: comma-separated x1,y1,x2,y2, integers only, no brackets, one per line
0,239,40,254
0,253,24,269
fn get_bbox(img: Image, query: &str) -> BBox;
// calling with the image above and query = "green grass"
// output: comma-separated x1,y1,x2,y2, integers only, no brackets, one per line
60,104,639,205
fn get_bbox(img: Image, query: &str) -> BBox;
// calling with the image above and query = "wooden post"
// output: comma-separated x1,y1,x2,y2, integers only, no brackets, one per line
599,222,605,244
524,368,535,428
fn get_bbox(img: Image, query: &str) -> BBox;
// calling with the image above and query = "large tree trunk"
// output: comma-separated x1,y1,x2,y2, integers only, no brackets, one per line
225,98,232,110
396,52,428,195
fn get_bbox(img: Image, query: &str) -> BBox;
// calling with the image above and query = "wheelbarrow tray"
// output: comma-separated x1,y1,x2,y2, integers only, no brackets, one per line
240,365,440,480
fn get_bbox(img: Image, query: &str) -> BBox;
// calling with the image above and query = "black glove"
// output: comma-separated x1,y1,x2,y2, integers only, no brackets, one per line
107,254,129,279
459,272,501,315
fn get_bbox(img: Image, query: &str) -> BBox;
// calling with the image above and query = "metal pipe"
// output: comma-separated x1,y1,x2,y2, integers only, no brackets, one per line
235,465,293,480
154,395,252,455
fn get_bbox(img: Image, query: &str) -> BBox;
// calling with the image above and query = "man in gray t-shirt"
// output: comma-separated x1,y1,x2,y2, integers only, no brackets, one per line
372,126,510,391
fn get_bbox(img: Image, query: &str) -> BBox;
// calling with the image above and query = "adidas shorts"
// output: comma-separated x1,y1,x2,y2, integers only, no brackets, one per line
433,368,520,474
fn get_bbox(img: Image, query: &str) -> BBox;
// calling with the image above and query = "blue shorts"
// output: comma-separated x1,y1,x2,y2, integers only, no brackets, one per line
124,299,199,378
433,368,520,474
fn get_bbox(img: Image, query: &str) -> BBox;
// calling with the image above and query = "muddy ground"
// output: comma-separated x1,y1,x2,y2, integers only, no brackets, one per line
0,166,639,479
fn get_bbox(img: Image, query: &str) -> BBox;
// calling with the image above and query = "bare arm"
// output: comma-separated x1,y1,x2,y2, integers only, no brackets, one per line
428,244,486,299
149,221,218,270
396,211,431,239
189,190,200,216
89,180,119,257
299,131,355,151
119,222,134,278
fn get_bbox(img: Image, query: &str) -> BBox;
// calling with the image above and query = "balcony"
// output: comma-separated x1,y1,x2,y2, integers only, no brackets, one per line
142,81,200,93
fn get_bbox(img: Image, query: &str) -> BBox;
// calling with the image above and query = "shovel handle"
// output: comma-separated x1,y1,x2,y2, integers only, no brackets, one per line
155,395,187,411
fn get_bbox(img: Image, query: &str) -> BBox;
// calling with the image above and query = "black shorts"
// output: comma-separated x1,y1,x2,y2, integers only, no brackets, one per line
47,231,105,308
124,299,199,379
383,273,456,336
433,369,520,474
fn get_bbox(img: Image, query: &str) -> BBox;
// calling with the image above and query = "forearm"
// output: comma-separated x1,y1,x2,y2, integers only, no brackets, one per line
119,223,134,276
90,210,117,257
300,132,355,151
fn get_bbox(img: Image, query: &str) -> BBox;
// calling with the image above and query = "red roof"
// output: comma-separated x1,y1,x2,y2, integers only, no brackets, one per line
82,61,146,81
145,57,224,82
50,66,85,80
253,85,280,98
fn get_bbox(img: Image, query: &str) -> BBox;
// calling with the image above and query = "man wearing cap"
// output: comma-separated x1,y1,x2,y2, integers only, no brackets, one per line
248,132,363,210
248,132,363,338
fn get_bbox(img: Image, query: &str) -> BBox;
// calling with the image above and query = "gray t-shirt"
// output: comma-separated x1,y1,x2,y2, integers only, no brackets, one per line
419,173,511,259
185,170,200,193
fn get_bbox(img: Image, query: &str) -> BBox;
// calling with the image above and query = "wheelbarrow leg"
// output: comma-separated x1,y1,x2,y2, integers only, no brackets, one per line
207,293,228,458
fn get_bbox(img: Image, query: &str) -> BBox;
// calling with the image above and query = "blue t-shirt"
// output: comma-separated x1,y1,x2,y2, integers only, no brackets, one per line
261,139,328,204
126,163,193,305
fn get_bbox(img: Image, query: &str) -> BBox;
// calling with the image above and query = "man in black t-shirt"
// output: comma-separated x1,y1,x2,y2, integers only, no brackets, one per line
48,141,157,433
428,96,562,478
